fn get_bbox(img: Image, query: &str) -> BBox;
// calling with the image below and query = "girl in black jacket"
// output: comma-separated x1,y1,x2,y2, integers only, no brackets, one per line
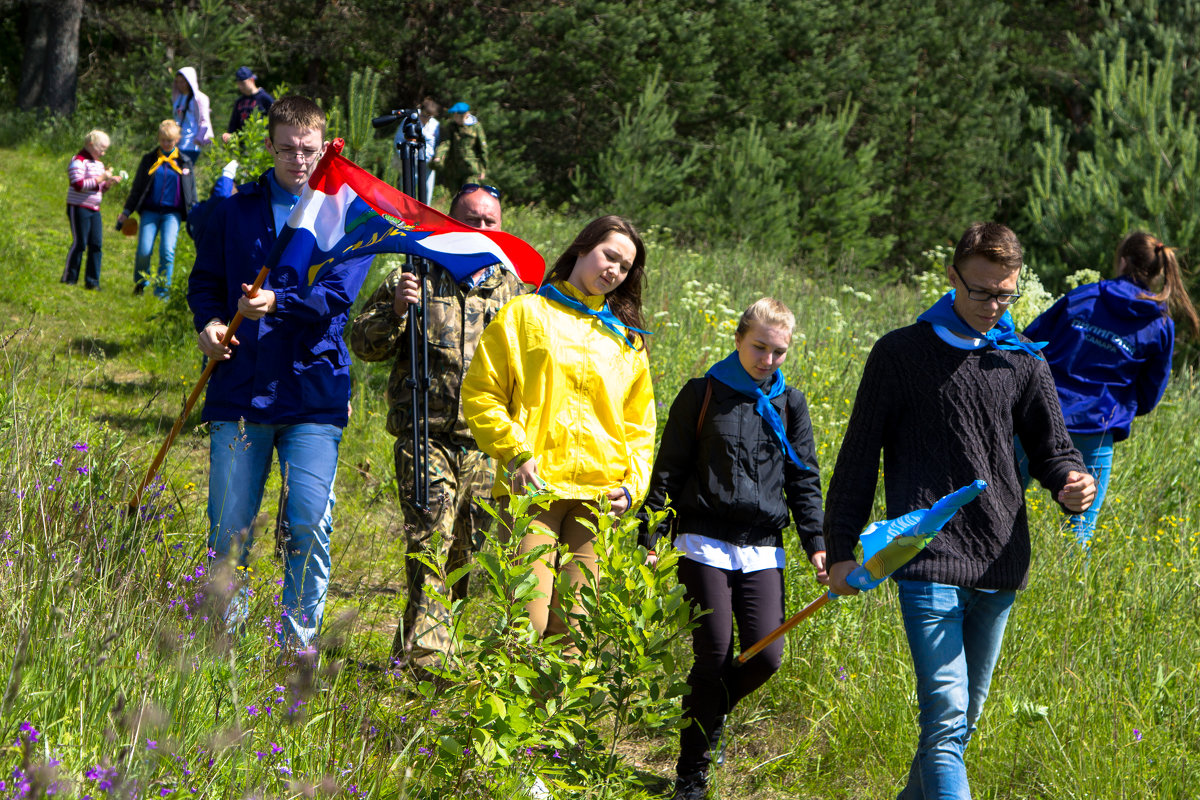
641,297,826,800
116,120,198,297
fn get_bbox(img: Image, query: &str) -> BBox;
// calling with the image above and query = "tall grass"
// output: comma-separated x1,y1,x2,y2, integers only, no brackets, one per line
2,140,1199,798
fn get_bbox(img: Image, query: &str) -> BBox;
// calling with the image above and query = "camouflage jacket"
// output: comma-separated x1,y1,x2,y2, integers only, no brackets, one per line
349,263,524,446
433,119,487,185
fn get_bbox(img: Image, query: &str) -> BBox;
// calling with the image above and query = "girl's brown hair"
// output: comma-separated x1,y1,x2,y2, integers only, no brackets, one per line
1116,231,1200,336
546,215,648,347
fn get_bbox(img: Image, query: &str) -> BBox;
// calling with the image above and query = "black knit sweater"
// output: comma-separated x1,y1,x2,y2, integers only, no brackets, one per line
824,323,1084,590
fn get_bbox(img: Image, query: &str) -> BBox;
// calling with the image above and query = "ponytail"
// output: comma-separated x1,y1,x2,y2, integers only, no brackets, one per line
1116,231,1200,337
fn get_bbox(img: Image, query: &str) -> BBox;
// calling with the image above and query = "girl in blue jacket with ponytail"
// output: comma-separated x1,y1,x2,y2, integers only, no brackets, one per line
1023,231,1198,547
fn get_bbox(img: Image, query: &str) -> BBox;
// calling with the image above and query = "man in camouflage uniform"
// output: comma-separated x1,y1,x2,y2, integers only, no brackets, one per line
349,185,522,667
432,101,488,190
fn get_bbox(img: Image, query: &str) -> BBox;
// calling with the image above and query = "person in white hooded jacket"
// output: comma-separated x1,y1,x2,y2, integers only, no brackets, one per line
172,66,213,162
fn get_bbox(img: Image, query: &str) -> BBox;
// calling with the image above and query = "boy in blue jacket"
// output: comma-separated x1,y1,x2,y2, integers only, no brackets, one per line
187,95,372,654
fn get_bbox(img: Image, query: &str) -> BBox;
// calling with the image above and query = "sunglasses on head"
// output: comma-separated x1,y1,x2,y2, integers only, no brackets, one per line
456,183,502,200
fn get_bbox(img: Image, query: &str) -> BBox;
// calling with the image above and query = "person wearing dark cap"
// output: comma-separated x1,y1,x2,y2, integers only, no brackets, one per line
222,66,274,143
432,101,488,191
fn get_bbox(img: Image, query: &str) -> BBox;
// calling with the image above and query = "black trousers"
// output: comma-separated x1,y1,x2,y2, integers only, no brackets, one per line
63,204,102,287
676,556,785,778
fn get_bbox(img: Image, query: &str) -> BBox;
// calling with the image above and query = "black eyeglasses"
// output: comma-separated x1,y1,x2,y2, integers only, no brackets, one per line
456,183,501,200
951,264,1022,306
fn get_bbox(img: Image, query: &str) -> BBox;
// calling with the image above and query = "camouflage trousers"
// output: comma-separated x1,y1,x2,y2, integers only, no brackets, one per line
391,436,494,667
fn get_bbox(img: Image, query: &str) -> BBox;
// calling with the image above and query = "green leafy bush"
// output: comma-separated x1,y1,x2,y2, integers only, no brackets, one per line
397,492,696,796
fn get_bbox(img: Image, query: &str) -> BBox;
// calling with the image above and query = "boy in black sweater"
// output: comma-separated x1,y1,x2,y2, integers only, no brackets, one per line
825,222,1095,800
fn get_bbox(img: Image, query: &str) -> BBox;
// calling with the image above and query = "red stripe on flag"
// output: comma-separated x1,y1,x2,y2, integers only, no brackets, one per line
308,139,546,285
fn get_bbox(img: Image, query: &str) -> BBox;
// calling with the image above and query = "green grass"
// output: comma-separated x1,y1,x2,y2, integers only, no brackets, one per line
2,139,1200,798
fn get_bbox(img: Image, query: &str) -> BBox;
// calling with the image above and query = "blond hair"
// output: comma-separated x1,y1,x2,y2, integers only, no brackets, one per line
157,119,182,140
84,129,110,149
736,297,795,339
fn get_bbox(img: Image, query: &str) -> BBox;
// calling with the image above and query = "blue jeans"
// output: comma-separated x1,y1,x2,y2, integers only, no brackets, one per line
1062,433,1113,546
134,210,182,298
896,581,1016,800
207,421,341,650
1015,432,1114,547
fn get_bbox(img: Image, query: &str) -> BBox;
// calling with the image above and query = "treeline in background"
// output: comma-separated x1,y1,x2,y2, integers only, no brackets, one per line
5,0,1200,294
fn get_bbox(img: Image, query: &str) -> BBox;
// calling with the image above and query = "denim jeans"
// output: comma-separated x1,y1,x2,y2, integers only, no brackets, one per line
207,421,341,650
134,210,182,298
895,580,1016,800
1062,432,1113,546
1015,431,1114,548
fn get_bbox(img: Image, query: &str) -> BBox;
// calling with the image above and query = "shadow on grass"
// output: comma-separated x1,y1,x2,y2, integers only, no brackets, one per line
328,582,401,600
629,769,673,796
94,409,203,439
88,372,180,397
65,336,131,359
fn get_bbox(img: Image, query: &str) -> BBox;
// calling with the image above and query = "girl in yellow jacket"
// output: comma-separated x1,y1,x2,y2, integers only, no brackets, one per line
463,215,656,638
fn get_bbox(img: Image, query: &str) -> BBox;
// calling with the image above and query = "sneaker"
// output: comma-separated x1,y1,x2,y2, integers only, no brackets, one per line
672,774,708,800
529,776,551,799
708,715,727,768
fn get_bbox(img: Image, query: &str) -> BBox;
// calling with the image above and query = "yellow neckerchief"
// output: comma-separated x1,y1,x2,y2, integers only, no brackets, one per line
148,147,183,176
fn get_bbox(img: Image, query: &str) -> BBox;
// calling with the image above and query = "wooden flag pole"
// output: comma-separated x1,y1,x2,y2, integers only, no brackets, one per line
128,266,270,510
736,591,832,666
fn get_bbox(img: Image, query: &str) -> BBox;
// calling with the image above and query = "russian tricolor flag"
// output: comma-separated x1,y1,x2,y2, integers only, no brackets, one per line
269,139,546,292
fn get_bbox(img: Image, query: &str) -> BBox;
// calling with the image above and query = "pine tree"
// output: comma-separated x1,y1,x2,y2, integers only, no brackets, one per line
573,68,698,223
1026,40,1200,289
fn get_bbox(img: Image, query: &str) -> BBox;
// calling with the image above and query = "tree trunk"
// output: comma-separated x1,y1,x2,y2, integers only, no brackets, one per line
15,2,48,110
41,0,82,115
16,0,82,115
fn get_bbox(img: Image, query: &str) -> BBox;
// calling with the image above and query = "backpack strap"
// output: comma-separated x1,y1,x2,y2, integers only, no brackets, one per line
696,376,713,439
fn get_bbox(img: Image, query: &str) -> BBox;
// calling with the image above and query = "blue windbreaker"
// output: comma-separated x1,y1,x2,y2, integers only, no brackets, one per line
1023,275,1174,441
186,171,372,427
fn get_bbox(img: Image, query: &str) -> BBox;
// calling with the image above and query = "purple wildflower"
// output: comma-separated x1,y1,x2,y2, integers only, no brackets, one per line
19,721,39,744
73,442,88,452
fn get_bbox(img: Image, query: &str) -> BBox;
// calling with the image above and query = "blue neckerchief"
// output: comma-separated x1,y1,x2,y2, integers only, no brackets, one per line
917,291,1046,359
706,352,809,471
537,283,651,350
266,169,300,235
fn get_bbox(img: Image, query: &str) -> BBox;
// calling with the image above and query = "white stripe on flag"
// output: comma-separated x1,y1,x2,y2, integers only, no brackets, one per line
287,184,360,253
418,231,516,273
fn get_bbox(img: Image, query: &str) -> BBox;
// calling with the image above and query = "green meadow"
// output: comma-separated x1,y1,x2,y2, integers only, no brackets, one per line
1,135,1198,799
